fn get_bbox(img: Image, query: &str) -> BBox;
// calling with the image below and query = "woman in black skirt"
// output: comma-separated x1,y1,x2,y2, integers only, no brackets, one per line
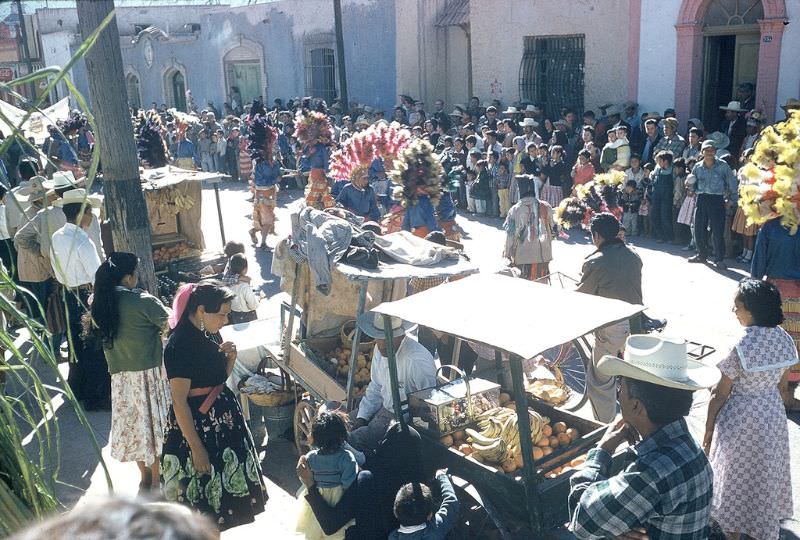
161,280,267,530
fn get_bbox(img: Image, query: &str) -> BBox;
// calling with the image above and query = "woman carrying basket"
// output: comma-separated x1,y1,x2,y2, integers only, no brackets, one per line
161,281,267,531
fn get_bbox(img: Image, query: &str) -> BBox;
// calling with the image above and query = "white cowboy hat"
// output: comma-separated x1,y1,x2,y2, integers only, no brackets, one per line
705,131,731,150
355,115,370,126
14,176,48,203
687,117,705,132
357,311,415,339
503,106,519,114
606,104,622,116
519,117,539,127
524,104,541,113
53,188,103,208
719,100,746,112
597,335,720,391
42,170,78,190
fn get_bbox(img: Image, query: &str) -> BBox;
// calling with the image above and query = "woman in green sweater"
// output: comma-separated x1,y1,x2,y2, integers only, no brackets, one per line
85,252,170,491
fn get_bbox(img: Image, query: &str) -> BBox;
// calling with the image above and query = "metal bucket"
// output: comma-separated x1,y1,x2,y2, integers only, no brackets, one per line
263,402,295,440
246,403,267,447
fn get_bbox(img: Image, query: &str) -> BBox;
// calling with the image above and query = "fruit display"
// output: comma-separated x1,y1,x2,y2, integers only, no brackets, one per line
328,345,372,398
153,241,196,265
440,399,584,477
409,376,500,435
526,379,570,406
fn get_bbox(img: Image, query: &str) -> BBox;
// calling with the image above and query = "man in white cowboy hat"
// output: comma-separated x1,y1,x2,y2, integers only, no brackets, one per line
519,117,542,146
50,188,110,410
14,170,102,263
719,100,747,160
350,312,436,451
688,140,737,269
568,334,719,539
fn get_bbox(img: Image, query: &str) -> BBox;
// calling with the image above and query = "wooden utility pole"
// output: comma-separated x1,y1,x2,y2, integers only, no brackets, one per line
15,0,37,101
77,0,157,294
333,0,348,113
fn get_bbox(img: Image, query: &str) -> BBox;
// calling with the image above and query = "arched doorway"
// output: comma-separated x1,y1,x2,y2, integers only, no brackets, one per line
675,0,787,124
223,40,265,109
125,73,142,110
164,68,186,112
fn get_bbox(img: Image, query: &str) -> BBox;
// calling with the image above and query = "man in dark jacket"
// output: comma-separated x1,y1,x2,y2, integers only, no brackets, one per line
577,213,643,422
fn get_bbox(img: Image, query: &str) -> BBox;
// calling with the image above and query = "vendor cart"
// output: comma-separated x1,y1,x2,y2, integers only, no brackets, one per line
368,273,714,537
263,241,478,454
140,166,229,303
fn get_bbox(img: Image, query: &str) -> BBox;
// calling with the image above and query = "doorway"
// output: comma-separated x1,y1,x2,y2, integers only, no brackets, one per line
170,71,186,112
700,32,758,131
225,61,261,107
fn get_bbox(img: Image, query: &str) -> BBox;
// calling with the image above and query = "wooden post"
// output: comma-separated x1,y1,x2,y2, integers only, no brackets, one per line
510,354,543,534
76,0,157,294
332,0,348,113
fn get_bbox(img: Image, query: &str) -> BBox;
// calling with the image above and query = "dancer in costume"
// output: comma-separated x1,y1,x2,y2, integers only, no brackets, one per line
247,101,281,249
295,109,335,209
437,162,462,241
740,109,800,409
389,139,445,238
171,109,200,170
135,110,170,168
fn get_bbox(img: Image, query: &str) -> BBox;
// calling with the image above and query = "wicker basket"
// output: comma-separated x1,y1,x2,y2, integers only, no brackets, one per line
340,320,376,353
526,366,571,407
246,390,295,407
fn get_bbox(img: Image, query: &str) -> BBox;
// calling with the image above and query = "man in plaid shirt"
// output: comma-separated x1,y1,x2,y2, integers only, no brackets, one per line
568,336,718,539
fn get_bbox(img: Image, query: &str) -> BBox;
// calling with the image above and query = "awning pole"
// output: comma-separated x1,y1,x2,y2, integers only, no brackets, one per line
214,182,225,245
384,313,406,432
346,281,368,411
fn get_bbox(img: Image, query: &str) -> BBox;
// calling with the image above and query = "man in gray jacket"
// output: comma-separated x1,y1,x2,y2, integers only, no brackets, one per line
576,213,643,422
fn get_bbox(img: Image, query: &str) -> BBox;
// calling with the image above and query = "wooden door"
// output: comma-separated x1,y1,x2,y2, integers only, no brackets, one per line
733,33,759,95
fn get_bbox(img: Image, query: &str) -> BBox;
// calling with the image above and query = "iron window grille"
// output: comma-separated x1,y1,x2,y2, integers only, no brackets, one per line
305,46,337,105
519,35,585,120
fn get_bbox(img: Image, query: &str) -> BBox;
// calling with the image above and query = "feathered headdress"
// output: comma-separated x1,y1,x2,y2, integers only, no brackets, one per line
329,123,412,183
135,110,169,168
556,169,624,228
293,109,334,146
737,110,800,234
169,108,199,135
555,196,591,229
247,100,278,164
389,138,445,207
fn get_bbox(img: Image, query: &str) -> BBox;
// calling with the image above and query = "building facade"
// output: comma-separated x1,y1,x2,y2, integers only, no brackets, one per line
33,0,397,113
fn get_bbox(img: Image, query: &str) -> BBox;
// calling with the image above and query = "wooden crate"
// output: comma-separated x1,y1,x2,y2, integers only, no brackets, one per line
285,337,346,403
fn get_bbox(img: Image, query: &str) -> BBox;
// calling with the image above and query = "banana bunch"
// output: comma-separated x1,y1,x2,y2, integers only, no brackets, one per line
466,405,549,465
174,190,195,211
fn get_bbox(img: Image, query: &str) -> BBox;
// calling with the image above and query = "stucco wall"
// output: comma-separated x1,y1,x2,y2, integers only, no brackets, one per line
35,1,397,113
637,0,680,113
468,0,630,111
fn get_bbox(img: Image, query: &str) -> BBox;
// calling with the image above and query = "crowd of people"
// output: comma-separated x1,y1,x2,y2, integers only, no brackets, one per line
1,76,800,539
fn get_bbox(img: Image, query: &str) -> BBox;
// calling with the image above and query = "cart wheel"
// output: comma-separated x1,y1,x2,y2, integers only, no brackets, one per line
294,400,317,455
558,339,590,412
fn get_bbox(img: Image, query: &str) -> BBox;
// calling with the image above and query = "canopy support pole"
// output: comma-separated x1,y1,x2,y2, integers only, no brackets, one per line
214,182,226,245
346,282,368,411
282,262,301,364
510,354,543,534
384,313,406,432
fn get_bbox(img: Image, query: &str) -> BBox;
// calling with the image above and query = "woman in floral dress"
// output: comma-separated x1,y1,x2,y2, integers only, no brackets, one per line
161,281,267,530
704,278,796,539
85,252,170,491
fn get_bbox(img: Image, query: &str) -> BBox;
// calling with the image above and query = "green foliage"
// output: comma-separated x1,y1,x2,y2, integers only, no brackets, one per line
0,10,118,537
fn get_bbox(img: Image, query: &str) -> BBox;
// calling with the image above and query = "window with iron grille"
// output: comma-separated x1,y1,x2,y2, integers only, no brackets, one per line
304,35,337,105
519,35,585,119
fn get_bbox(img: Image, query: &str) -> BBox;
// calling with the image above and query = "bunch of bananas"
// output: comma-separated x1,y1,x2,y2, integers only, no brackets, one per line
174,190,195,211
465,406,548,465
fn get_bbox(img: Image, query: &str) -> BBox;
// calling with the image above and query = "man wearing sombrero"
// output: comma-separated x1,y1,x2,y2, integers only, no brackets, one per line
349,313,436,452
568,335,719,539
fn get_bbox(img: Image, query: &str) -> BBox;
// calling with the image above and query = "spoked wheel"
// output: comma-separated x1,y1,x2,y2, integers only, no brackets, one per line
294,399,317,456
550,339,591,411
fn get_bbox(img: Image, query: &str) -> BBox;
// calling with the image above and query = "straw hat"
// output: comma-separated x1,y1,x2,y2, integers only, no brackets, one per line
53,188,103,208
525,104,541,113
42,170,78,190
503,106,519,114
719,100,746,112
781,98,800,112
606,104,622,116
597,335,720,391
643,111,662,121
357,312,415,339
687,117,705,132
705,131,731,150
355,115,370,127
519,117,539,127
15,176,48,203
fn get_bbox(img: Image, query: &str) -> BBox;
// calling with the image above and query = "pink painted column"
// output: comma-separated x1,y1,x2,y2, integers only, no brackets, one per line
627,0,642,101
674,21,704,130
756,18,786,122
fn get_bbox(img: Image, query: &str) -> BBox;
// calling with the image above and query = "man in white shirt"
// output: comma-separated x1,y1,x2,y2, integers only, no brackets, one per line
50,188,109,410
350,312,437,451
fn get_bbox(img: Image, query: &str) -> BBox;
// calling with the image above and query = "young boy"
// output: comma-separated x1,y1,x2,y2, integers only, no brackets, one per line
624,153,645,186
335,172,382,222
389,470,459,540
619,180,641,237
650,150,675,243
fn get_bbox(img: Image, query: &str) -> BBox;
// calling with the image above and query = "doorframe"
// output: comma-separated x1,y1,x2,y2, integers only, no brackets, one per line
220,36,266,106
674,0,787,126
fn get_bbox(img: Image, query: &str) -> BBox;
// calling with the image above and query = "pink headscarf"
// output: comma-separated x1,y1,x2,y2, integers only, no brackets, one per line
169,283,196,329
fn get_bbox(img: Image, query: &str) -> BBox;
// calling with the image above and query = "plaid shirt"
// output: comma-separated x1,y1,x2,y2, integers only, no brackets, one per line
653,135,686,159
568,418,712,539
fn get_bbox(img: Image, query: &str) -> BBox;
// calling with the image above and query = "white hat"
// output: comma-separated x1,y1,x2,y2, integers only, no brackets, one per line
53,188,103,208
355,115,370,126
597,335,720,391
42,170,78,190
525,104,540,113
719,100,746,112
519,117,539,127
357,311,415,339
705,131,731,150
15,176,48,203
606,104,622,116
503,106,518,114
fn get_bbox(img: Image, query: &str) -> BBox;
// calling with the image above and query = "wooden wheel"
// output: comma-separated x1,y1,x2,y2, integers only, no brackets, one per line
294,399,316,455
